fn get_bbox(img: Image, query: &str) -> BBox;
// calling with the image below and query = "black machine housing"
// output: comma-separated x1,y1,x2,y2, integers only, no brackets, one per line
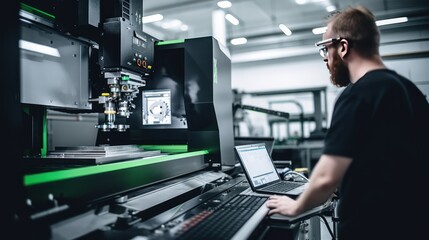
97,37,235,169
15,0,236,234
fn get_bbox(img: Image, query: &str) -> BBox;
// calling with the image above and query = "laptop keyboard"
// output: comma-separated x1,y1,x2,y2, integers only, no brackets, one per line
262,181,303,192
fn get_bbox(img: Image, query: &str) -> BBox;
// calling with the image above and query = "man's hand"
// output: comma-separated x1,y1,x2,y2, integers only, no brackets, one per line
266,195,299,216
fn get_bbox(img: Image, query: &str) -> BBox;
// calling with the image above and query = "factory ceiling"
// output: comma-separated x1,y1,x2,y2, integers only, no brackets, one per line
143,0,429,62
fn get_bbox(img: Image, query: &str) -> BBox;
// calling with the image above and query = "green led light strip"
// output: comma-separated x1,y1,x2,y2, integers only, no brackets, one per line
140,145,187,153
20,2,55,20
24,150,208,186
42,109,47,157
156,39,185,46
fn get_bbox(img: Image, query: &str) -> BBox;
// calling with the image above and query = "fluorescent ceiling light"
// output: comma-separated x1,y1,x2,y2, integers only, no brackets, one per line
376,17,408,26
295,0,327,5
312,26,327,35
161,19,182,29
143,14,163,24
232,46,316,63
326,5,336,12
217,1,232,8
19,40,61,57
311,17,407,35
279,24,292,36
230,37,247,45
225,14,239,25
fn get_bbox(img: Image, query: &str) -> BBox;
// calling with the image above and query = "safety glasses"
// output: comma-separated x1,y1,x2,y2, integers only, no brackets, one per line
315,36,343,58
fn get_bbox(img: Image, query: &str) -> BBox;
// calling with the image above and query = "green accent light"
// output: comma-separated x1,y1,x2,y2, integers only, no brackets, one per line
122,76,130,80
156,39,185,46
20,3,55,20
24,150,209,186
140,145,188,153
42,109,47,157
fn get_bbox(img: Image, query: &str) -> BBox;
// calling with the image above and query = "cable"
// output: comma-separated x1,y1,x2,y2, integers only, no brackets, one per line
283,170,309,182
318,214,335,240
281,169,336,239
282,170,336,239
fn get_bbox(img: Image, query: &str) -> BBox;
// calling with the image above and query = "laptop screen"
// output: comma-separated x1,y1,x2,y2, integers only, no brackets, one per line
235,143,280,188
234,137,275,156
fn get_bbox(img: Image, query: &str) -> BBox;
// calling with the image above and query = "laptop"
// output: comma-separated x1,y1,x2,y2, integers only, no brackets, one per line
234,137,275,156
234,143,306,198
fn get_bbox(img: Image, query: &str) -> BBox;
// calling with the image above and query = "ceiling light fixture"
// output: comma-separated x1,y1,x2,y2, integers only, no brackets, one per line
312,16,408,35
326,5,336,12
312,26,327,35
376,17,408,26
295,0,328,5
225,14,239,25
217,1,232,9
230,37,247,45
143,14,163,24
161,19,182,29
232,46,317,63
279,24,292,36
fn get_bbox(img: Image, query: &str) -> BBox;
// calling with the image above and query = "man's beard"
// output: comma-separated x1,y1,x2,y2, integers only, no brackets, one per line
328,51,351,87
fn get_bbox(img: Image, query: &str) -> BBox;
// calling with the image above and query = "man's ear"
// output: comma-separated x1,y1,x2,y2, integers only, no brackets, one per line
339,39,350,58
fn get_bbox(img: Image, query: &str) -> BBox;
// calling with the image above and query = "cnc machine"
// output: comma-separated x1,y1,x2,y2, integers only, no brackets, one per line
15,0,240,238
5,1,328,239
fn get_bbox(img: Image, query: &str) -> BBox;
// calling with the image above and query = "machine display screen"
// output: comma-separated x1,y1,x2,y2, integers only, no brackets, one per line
142,89,172,125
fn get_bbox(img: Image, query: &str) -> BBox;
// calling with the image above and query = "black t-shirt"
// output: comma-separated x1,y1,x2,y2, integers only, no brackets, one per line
323,69,429,240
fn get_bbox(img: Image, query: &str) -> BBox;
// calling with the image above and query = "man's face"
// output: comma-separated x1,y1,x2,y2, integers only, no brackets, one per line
322,26,351,87
328,49,351,87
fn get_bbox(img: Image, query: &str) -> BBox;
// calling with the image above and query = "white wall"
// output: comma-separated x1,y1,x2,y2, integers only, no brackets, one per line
232,54,342,139
231,30,429,139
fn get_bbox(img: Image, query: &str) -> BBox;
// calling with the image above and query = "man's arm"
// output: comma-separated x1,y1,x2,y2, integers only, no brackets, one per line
266,154,352,216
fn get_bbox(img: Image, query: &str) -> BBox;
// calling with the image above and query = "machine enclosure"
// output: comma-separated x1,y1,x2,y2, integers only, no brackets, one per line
100,17,155,76
184,37,235,168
